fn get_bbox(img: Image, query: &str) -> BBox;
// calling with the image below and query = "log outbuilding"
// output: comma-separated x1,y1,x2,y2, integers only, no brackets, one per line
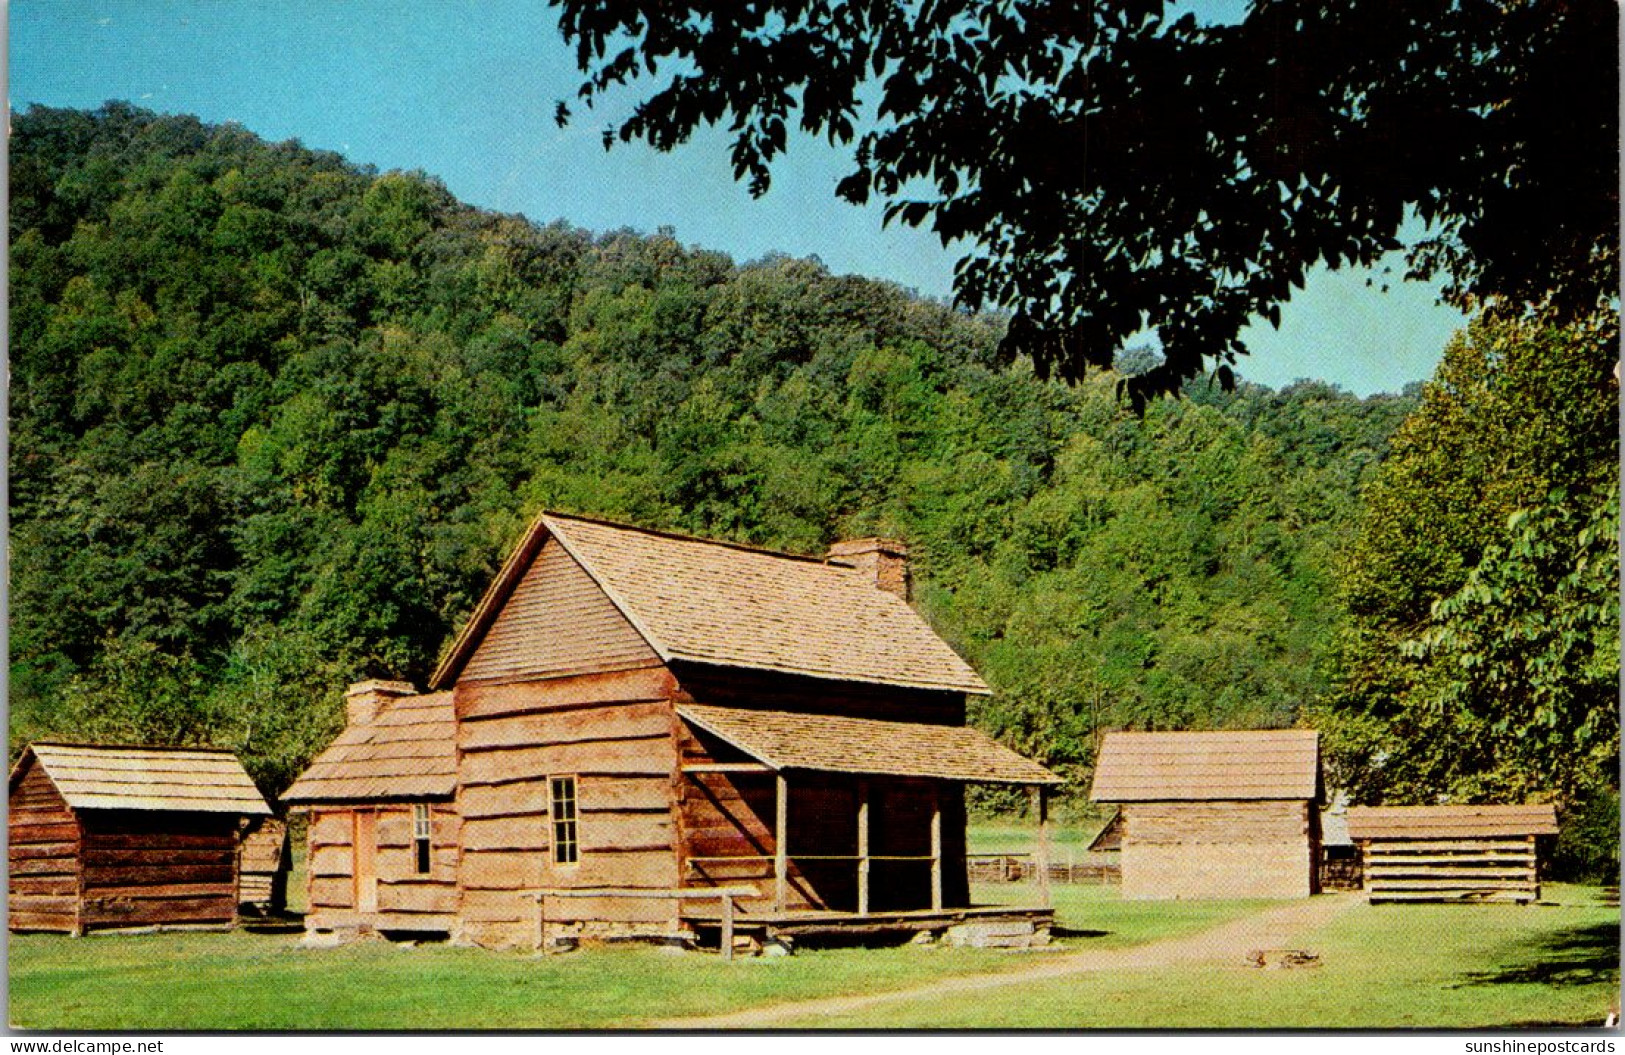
1346,804,1559,903
1090,729,1322,900
284,512,1060,948
9,743,273,934
236,816,289,914
280,685,459,934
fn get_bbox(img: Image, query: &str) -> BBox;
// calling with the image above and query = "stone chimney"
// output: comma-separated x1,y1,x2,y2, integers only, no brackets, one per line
346,679,416,727
827,538,911,601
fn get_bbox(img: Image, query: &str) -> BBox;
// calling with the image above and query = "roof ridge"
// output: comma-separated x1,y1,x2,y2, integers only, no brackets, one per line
543,511,847,569
31,741,243,755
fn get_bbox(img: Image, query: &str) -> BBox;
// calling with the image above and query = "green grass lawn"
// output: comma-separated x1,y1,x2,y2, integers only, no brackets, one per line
7,885,1253,1030
776,884,1622,1029
9,885,1615,1030
966,819,1108,856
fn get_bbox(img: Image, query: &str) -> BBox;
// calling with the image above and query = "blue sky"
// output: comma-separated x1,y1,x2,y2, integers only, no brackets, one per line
10,0,1467,395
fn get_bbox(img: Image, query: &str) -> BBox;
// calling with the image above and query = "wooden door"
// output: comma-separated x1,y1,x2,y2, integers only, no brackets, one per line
352,810,378,913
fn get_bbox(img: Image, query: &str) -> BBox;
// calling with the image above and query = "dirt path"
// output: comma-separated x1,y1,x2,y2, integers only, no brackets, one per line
653,893,1358,1029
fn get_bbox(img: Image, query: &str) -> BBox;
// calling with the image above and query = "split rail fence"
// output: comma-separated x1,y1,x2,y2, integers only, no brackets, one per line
966,852,1120,885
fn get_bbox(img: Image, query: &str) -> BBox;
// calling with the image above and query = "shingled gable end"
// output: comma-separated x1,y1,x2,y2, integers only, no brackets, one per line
286,511,1057,948
1091,730,1323,900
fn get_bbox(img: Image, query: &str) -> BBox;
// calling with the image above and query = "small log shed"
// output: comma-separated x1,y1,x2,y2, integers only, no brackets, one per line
1346,804,1560,904
9,742,273,934
1090,729,1323,900
237,815,290,914
280,686,459,935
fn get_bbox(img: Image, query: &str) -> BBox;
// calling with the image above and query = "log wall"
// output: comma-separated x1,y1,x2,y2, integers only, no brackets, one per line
305,806,356,924
1121,799,1317,900
78,810,239,930
237,816,287,911
1360,836,1540,903
9,759,82,933
454,668,682,947
303,803,460,932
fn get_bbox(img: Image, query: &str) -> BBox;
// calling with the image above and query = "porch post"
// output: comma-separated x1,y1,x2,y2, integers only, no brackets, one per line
1032,784,1052,908
774,772,789,913
857,778,871,915
930,784,943,911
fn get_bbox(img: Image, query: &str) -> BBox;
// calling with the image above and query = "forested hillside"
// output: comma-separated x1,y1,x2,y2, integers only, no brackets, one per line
0,104,1463,811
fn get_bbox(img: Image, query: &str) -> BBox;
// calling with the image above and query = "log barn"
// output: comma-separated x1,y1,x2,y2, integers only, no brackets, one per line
284,512,1060,948
9,743,272,934
1089,729,1322,900
1346,804,1559,904
280,684,459,935
236,816,289,914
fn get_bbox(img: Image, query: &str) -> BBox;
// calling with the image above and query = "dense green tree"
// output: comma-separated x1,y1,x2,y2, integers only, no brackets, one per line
11,105,1414,816
554,0,1617,398
1318,316,1617,875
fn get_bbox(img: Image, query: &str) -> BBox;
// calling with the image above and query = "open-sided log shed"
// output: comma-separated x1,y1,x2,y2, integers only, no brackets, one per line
1346,804,1559,904
9,743,272,934
284,511,1060,948
1090,729,1323,900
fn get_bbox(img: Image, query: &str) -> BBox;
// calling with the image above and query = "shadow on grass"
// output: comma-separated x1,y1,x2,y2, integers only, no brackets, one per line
1456,921,1622,989
1052,926,1111,939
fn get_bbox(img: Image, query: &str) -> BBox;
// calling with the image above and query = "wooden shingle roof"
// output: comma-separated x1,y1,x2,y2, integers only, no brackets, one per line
677,704,1060,785
1346,804,1559,840
432,512,990,696
281,691,456,804
16,743,271,815
1089,730,1321,802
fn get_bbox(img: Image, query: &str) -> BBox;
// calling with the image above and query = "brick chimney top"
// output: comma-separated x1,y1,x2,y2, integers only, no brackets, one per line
345,679,415,726
827,538,910,601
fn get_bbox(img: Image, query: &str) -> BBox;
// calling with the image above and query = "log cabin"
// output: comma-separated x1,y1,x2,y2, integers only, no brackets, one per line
1089,729,1322,899
1346,804,1559,903
280,684,459,935
9,743,273,934
284,512,1060,948
236,816,289,914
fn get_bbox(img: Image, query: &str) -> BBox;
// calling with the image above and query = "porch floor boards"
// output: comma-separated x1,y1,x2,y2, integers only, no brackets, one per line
679,903,1053,938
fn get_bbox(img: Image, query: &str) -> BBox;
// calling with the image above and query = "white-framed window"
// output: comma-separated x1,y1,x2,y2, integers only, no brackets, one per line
550,776,579,865
412,803,433,875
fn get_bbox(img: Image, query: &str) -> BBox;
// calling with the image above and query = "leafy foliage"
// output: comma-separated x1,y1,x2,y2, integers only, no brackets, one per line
554,0,1618,399
9,104,1412,798
1319,315,1618,876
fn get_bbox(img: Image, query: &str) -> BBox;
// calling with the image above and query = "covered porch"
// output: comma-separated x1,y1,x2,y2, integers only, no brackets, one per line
673,703,1062,944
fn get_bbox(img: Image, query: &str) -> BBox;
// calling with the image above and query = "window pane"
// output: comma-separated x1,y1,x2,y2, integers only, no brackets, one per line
412,804,433,874
551,776,578,864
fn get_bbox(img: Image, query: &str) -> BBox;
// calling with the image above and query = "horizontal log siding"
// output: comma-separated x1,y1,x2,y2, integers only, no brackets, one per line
78,810,239,929
304,804,459,931
455,670,683,946
459,538,662,684
1121,800,1316,900
1360,836,1541,903
9,760,81,933
305,806,354,929
374,804,459,925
